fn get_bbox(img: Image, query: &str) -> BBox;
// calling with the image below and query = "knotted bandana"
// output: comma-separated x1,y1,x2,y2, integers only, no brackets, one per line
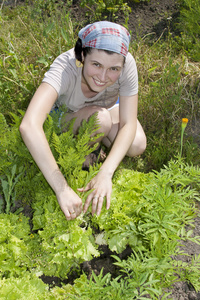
78,21,131,57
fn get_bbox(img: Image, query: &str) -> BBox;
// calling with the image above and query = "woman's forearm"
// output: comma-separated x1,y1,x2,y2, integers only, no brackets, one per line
20,123,67,195
100,122,136,177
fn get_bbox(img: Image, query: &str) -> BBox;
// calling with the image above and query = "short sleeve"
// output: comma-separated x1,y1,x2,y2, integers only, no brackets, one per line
119,52,138,96
42,49,77,97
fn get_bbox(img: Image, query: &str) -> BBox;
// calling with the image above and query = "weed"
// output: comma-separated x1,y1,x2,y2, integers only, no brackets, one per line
80,0,131,24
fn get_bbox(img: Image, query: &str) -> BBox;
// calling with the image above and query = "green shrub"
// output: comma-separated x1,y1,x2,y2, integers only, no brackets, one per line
80,0,131,24
176,0,200,61
0,4,76,119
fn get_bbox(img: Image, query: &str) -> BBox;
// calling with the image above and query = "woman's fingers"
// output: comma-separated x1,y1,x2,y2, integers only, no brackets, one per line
77,183,91,192
92,196,99,215
83,191,93,213
64,204,82,220
79,173,112,216
57,187,83,221
83,193,107,216
96,195,104,216
106,194,111,210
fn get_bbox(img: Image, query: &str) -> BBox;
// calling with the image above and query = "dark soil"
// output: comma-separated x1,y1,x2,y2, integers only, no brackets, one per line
71,0,180,39
2,0,200,298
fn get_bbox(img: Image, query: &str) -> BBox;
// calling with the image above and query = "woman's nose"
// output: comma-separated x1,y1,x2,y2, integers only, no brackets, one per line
98,69,107,82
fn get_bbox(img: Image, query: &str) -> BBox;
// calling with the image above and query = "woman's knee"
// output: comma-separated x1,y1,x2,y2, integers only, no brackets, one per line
127,127,147,157
127,135,147,157
97,107,112,136
80,106,112,135
62,106,112,135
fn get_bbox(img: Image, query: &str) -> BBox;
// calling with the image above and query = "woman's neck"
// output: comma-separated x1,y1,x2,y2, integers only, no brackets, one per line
81,80,99,98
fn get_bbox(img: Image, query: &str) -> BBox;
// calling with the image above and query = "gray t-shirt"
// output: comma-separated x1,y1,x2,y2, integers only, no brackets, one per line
42,48,138,112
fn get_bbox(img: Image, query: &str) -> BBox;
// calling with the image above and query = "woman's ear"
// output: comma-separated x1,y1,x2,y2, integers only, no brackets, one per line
81,51,84,63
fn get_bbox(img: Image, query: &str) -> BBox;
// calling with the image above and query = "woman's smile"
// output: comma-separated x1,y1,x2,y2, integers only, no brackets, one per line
93,78,107,87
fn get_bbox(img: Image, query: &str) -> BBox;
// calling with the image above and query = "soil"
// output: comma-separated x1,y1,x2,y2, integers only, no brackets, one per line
2,0,200,298
71,0,180,39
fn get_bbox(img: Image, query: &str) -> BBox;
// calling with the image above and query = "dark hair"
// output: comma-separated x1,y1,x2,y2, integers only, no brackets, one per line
74,38,92,62
74,38,125,63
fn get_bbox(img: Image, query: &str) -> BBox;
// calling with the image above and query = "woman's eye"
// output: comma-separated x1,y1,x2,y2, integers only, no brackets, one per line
93,63,100,67
110,67,119,71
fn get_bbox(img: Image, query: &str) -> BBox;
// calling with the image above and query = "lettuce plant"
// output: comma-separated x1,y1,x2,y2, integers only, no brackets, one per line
0,272,51,300
0,213,31,279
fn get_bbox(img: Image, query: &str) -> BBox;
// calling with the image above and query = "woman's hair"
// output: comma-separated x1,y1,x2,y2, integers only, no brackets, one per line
74,38,125,63
74,38,91,62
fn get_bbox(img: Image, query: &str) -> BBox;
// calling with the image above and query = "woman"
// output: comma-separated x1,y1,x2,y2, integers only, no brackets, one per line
20,21,146,220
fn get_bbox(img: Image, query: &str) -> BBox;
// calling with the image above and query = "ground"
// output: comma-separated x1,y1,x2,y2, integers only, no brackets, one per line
71,0,180,39
3,0,200,298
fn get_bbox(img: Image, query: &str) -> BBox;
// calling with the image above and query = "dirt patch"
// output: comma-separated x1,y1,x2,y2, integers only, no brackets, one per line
126,0,180,38
167,211,200,299
71,0,180,39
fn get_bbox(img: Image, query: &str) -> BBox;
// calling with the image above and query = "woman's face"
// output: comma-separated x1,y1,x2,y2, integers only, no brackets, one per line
81,49,124,94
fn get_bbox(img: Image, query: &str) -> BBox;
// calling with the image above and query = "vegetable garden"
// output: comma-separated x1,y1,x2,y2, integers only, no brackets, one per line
0,0,200,299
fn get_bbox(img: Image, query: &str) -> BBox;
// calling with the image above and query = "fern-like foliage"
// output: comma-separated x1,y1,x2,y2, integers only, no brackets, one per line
0,110,102,214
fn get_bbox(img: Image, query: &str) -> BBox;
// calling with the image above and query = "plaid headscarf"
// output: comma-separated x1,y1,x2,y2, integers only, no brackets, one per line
78,21,131,57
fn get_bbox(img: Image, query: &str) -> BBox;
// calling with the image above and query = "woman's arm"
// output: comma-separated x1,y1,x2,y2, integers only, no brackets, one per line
101,94,138,176
20,82,82,220
80,94,138,215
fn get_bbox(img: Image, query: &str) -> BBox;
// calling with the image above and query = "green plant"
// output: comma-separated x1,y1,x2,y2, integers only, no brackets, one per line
113,254,172,299
0,213,31,279
136,53,199,171
31,195,100,279
177,0,200,61
0,4,76,119
91,160,200,261
0,165,23,213
182,254,200,291
180,118,189,158
0,271,51,300
80,0,131,24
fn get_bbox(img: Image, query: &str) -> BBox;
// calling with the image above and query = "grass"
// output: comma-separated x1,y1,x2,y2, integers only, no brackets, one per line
1,0,199,170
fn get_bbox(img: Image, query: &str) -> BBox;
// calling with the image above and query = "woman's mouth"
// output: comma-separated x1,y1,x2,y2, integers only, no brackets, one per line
93,78,106,87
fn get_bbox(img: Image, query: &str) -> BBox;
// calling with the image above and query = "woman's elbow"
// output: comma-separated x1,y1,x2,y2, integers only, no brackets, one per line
19,119,28,137
19,118,36,139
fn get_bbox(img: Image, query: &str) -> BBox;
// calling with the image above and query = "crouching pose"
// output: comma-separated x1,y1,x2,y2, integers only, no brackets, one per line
20,21,147,220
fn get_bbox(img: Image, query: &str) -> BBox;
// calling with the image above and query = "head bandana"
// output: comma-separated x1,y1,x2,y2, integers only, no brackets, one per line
78,21,131,57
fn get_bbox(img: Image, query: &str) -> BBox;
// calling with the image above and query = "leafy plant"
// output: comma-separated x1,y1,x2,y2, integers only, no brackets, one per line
0,213,31,279
177,0,200,61
0,164,23,213
0,4,76,119
89,159,200,270
0,272,51,300
180,118,189,158
80,0,131,24
136,54,200,170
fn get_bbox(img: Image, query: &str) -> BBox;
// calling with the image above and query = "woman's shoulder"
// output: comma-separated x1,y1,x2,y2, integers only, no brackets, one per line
42,48,79,95
126,52,136,65
52,48,76,67
122,52,137,76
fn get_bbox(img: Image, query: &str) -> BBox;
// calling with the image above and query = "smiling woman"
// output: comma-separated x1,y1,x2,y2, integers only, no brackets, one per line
19,21,147,221
81,50,124,96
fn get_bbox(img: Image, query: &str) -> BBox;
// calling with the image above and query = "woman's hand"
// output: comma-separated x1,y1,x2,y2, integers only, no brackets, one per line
77,170,112,216
56,186,83,220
